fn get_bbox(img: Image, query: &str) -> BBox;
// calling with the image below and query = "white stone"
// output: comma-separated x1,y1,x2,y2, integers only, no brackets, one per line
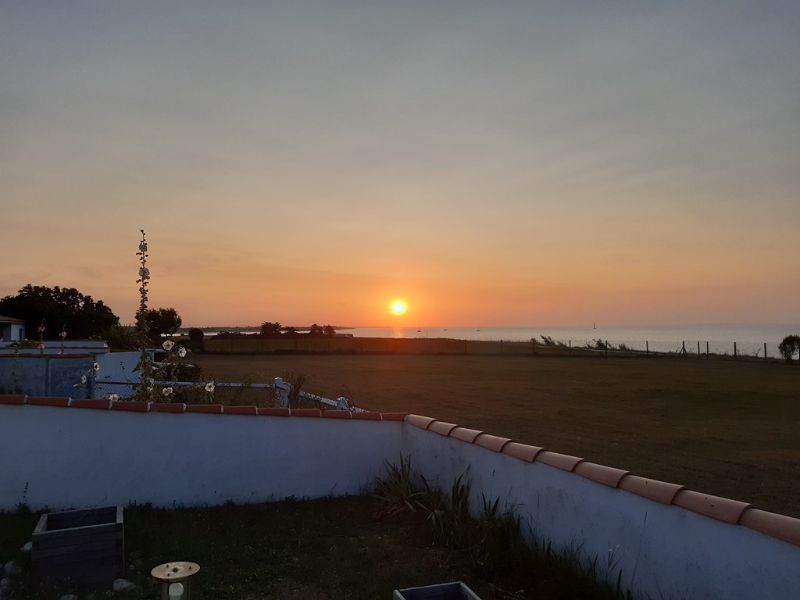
2,562,20,578
112,579,136,593
19,541,32,553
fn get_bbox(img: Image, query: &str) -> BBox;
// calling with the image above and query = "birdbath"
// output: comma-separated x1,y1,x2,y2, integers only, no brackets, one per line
151,562,200,600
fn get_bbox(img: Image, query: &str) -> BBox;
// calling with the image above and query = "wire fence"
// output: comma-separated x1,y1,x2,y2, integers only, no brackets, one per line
529,336,796,359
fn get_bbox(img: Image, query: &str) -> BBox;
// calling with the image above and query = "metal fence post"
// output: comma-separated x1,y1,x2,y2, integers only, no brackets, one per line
274,377,291,408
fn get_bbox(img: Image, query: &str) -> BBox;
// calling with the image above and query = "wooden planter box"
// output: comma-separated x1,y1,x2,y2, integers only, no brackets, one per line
393,582,482,600
32,506,125,587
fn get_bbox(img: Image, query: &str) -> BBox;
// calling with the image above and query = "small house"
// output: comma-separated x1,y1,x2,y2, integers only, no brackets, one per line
0,315,26,342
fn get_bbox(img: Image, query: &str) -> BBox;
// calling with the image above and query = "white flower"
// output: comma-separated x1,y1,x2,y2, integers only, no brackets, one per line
205,381,215,393
59,330,67,339
162,339,175,351
80,375,87,384
177,346,187,358
108,393,119,402
162,387,174,397
92,362,100,372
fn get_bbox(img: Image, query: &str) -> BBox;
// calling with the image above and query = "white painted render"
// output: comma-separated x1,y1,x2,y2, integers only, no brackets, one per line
0,406,402,509
0,406,798,600
401,426,800,600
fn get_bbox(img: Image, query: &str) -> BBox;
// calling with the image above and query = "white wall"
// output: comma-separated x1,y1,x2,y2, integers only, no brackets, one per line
1,405,798,600
0,406,402,509
401,426,800,600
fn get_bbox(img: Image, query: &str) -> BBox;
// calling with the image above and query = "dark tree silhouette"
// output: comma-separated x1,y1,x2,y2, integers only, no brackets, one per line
260,321,282,337
0,284,119,339
778,335,800,364
188,327,205,351
145,307,182,343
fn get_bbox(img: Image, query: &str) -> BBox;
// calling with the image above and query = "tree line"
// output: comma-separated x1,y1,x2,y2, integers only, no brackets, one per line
0,284,181,348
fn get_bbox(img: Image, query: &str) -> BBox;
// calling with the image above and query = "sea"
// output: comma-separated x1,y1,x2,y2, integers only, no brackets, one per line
197,324,799,357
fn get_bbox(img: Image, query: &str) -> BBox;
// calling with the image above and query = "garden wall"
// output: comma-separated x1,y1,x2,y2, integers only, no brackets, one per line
0,398,798,600
0,401,404,509
0,355,93,396
401,418,800,600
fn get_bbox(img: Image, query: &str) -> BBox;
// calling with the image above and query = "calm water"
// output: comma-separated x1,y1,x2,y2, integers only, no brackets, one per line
199,324,799,357
345,324,800,356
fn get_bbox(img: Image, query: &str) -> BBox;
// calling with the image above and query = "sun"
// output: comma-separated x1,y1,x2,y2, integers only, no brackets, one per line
388,299,408,316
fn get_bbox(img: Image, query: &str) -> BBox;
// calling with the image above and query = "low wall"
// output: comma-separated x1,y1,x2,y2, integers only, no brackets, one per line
0,402,403,509
401,420,800,600
1,398,798,600
0,355,93,397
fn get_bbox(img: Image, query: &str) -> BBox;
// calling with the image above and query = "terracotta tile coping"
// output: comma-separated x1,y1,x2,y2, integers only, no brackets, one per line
0,394,406,422
1,395,798,548
0,354,94,359
402,413,800,548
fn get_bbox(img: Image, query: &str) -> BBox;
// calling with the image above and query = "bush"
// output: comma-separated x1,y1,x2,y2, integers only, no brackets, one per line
188,327,205,351
98,325,138,350
778,335,800,363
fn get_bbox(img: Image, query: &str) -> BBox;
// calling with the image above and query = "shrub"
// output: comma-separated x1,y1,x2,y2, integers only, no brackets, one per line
98,324,138,350
188,327,205,351
778,335,800,363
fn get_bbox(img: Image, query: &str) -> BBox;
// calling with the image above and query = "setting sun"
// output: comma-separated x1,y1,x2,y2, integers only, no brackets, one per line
389,299,408,316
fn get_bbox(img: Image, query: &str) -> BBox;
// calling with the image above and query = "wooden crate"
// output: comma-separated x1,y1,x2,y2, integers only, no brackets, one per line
32,506,124,588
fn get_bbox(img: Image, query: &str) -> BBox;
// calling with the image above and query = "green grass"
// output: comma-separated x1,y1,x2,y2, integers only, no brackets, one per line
0,495,628,600
193,353,800,517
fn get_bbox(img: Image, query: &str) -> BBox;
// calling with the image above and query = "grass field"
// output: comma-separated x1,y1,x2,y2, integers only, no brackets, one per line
193,353,800,518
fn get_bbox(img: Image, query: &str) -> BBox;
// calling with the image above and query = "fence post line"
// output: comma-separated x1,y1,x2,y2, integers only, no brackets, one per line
706,341,710,358
681,340,686,355
646,340,649,355
764,342,768,360
697,340,701,358
734,341,737,357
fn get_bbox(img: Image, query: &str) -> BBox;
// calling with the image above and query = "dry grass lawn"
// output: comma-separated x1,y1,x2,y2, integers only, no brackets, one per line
193,353,800,517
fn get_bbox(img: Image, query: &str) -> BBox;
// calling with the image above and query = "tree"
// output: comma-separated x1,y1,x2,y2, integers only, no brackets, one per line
778,335,800,364
309,323,323,336
0,284,119,339
260,321,282,337
188,327,205,351
145,307,182,343
323,325,336,337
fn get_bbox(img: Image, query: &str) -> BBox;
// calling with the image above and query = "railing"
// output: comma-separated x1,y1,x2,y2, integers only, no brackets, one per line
97,377,363,411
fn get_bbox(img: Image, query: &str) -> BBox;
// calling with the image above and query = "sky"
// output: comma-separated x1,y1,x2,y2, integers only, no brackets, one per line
1,1,799,327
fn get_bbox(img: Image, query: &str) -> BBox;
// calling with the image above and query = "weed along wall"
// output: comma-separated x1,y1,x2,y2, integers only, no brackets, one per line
0,398,404,509
1,398,799,600
401,416,800,600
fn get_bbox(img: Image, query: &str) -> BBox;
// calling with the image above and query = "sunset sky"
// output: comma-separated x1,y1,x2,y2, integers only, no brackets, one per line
2,2,798,327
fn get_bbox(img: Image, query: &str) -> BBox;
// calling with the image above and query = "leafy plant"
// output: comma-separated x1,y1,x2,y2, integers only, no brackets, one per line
373,455,426,516
284,371,307,408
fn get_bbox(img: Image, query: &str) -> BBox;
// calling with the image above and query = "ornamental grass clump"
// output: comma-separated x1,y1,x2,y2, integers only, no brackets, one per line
373,457,635,599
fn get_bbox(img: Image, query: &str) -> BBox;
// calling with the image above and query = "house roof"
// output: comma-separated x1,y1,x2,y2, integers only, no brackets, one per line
0,314,25,324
